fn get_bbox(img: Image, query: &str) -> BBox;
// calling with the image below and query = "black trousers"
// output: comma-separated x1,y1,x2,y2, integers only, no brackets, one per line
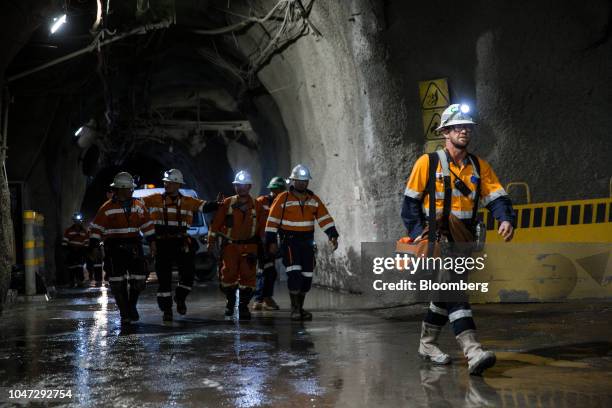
65,246,87,285
155,238,195,312
105,240,148,315
281,237,315,294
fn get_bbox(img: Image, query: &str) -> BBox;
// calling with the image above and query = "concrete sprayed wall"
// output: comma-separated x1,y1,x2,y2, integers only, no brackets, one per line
246,0,611,299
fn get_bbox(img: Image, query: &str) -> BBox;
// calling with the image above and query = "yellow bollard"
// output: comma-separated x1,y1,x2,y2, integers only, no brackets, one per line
23,210,37,296
35,214,45,278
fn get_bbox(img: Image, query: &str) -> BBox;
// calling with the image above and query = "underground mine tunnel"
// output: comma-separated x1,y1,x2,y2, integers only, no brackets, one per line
0,0,611,407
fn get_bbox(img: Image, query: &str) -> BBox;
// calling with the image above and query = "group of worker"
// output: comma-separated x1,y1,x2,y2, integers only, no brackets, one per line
64,163,339,325
63,102,515,376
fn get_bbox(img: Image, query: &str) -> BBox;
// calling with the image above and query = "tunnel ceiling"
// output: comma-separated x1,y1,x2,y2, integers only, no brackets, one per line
4,0,307,189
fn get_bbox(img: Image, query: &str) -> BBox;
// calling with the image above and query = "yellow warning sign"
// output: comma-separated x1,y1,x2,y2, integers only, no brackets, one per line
425,139,445,153
421,107,446,140
418,78,449,110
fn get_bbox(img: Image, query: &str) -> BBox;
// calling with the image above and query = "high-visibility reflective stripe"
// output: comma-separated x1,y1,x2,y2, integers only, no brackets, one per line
143,229,155,237
151,220,185,226
105,227,140,234
423,207,473,219
481,188,508,206
90,233,102,240
282,200,319,208
67,241,88,246
267,216,281,224
263,262,274,269
141,221,153,228
157,292,172,297
104,208,142,216
265,227,278,233
435,190,477,200
429,302,448,316
301,271,313,277
263,205,270,211
149,207,192,215
68,265,84,269
89,223,105,232
317,214,331,223
129,274,147,280
404,187,423,199
93,264,103,267
449,309,473,322
321,222,336,232
109,276,126,281
286,265,302,272
177,284,192,291
281,220,315,227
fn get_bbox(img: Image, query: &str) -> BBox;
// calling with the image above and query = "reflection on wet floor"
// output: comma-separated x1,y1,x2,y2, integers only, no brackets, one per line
1,285,611,407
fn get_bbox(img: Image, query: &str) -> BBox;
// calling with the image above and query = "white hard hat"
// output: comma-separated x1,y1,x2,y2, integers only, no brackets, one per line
232,170,253,185
289,164,312,181
110,172,136,189
162,168,185,184
436,104,477,131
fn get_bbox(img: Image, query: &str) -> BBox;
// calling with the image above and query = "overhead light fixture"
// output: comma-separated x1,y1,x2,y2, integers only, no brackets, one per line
74,126,84,137
50,14,67,34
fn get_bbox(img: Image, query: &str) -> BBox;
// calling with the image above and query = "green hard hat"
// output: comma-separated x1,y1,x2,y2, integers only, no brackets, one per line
267,176,287,190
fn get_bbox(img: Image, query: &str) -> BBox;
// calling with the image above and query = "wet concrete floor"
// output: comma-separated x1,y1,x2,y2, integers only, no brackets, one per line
1,284,611,407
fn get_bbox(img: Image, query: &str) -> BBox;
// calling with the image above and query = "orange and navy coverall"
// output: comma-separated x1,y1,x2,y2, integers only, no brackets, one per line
62,224,89,285
143,192,218,311
208,195,266,289
90,198,155,290
265,187,339,294
401,150,515,336
254,193,280,301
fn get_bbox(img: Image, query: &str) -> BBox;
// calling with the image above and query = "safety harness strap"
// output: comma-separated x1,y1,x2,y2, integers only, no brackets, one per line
426,153,439,256
467,154,481,224
437,150,453,227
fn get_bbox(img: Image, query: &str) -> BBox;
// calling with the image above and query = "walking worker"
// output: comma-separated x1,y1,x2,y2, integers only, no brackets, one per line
90,172,156,325
401,103,515,375
142,169,220,322
208,170,267,321
62,212,89,287
265,164,339,321
252,176,287,311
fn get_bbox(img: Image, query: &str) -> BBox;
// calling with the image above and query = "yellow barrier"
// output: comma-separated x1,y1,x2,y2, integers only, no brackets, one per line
472,198,611,302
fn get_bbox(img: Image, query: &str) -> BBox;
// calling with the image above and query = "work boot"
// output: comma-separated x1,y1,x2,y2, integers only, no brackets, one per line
290,293,302,321
238,288,254,321
223,286,237,320
111,283,131,325
128,287,140,322
263,297,280,310
252,301,264,311
418,322,452,365
163,310,173,322
297,293,312,321
456,330,496,375
174,295,187,315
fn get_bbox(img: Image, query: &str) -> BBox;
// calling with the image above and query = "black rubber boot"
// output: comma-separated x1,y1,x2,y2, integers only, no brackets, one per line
223,286,238,320
298,293,312,321
163,310,173,322
238,288,253,321
110,282,131,325
290,293,302,321
174,295,187,315
128,286,140,322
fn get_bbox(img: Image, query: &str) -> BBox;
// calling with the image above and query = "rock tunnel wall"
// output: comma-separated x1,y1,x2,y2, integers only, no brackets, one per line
243,0,611,301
